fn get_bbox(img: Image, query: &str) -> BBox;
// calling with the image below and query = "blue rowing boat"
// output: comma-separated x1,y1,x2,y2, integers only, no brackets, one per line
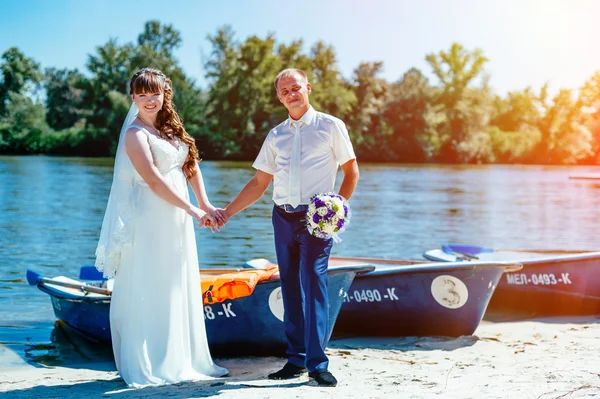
26,263,373,356
244,257,522,338
423,244,600,319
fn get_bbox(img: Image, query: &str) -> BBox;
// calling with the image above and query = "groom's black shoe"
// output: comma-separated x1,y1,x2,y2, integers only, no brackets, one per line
308,369,338,387
268,362,306,380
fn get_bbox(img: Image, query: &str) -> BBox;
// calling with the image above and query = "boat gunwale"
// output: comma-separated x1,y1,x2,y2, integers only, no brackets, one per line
426,249,600,265
330,256,523,276
493,251,600,265
31,264,375,302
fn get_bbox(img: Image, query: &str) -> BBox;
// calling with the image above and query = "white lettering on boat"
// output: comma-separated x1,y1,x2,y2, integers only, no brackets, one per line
343,288,397,303
346,289,384,303
505,272,572,286
222,303,236,318
506,274,516,284
204,304,238,320
204,305,215,320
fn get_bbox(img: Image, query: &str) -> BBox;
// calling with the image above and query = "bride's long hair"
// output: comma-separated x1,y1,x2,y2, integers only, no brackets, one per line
129,68,200,179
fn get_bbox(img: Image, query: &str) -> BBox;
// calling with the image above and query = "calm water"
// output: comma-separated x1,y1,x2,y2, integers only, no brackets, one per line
2,156,600,367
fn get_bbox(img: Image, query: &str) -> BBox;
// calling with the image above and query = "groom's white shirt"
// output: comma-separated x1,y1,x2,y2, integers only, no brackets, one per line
253,106,356,206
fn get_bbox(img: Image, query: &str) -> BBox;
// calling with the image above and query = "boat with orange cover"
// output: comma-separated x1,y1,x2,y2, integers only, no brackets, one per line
26,262,373,356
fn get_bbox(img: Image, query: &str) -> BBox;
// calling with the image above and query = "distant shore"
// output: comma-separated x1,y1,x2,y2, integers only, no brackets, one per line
4,154,600,167
2,318,600,399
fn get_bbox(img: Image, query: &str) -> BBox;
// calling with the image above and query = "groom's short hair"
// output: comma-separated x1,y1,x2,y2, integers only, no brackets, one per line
274,69,308,91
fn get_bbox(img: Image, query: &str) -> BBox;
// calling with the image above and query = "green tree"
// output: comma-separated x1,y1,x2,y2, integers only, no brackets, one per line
426,43,489,162
203,26,240,157
309,41,355,120
488,88,542,163
278,40,312,72
204,28,282,158
382,68,443,162
130,21,204,135
535,86,592,164
44,68,91,130
579,71,600,118
491,88,540,132
0,48,46,154
579,71,600,161
0,47,43,116
85,38,133,154
347,61,393,160
0,92,47,153
137,20,182,58
87,38,133,98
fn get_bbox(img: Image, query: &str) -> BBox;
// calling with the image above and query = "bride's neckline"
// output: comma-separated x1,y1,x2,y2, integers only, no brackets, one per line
134,119,181,150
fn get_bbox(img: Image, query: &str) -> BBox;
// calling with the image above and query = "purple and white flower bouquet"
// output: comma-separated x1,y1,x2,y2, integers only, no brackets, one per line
306,192,351,243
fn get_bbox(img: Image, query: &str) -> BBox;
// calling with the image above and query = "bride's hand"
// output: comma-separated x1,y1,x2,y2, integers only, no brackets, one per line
203,204,225,231
203,215,219,232
186,206,216,229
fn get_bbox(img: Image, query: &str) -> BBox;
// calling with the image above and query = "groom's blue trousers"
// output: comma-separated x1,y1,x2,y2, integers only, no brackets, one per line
272,204,333,372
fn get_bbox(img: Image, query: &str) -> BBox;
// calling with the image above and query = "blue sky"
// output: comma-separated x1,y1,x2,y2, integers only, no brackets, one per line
1,0,599,95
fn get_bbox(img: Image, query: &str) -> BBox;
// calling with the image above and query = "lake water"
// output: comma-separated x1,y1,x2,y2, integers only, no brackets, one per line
2,156,600,367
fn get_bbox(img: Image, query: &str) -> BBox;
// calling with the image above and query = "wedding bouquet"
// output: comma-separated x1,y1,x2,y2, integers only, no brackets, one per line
306,192,351,243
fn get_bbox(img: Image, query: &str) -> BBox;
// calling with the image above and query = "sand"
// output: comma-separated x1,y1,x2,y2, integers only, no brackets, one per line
2,319,600,399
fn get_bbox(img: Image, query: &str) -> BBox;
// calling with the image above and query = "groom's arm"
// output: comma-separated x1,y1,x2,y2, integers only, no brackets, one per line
338,159,359,200
219,170,273,221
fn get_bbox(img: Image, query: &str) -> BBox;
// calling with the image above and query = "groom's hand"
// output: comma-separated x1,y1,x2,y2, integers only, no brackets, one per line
203,205,224,232
214,208,230,226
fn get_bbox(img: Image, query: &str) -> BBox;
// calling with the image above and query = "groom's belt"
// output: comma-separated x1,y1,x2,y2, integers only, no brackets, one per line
275,203,309,213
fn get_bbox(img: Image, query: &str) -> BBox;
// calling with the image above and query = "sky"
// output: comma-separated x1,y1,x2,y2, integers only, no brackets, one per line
1,0,599,96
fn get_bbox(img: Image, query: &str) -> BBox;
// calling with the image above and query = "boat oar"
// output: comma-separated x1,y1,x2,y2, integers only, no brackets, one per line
26,270,112,296
440,243,482,260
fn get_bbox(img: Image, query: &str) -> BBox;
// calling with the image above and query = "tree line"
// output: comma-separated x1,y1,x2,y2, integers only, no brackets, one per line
1,20,599,164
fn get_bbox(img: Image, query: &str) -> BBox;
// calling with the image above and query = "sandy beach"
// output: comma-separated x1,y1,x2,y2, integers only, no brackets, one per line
2,318,600,399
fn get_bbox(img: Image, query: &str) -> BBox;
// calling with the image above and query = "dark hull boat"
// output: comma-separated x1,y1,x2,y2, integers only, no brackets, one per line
244,257,522,338
27,263,373,356
424,244,600,319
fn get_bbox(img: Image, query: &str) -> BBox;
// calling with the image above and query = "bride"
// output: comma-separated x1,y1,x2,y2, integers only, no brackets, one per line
95,68,228,388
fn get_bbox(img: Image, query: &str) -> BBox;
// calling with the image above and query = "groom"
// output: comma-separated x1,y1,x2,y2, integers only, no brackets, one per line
217,68,359,387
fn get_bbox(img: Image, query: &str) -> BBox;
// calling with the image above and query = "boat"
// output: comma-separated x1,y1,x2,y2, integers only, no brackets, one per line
423,243,600,319
26,263,374,356
243,257,522,338
568,174,600,180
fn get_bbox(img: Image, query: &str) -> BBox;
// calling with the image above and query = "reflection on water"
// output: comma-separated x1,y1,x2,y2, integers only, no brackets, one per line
0,321,113,368
2,156,600,367
23,321,114,367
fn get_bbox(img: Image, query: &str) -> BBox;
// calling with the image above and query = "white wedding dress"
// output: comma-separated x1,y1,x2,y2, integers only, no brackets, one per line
109,123,228,388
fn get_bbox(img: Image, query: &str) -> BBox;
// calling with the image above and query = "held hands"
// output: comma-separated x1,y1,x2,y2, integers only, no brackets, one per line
186,206,217,230
186,204,230,232
214,208,230,226
204,204,226,232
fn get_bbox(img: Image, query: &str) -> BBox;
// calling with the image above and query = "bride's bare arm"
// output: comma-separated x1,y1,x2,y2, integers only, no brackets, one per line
124,129,214,226
188,161,225,230
188,161,212,212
